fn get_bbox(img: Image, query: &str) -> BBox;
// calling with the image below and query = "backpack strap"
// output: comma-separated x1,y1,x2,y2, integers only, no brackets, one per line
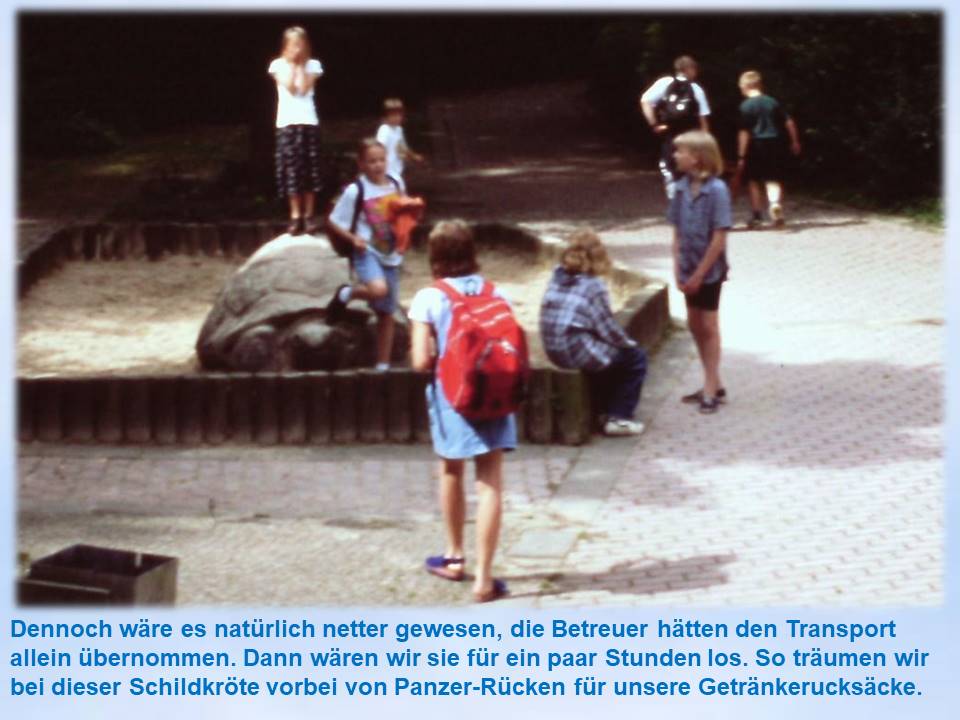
349,179,365,235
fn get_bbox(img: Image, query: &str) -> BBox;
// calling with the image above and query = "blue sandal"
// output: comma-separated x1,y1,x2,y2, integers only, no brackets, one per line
425,555,466,582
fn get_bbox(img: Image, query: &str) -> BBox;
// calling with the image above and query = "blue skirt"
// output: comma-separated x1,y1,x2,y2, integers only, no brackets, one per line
427,382,517,460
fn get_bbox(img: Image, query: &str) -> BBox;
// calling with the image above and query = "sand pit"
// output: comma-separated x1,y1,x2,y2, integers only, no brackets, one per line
17,245,647,376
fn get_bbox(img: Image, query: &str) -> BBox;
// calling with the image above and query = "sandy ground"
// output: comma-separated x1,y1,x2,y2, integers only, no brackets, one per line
16,245,644,376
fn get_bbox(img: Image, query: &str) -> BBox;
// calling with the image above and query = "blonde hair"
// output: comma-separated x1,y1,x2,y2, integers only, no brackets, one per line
561,229,611,276
739,70,763,90
673,131,724,179
383,98,405,113
357,137,385,161
281,26,311,57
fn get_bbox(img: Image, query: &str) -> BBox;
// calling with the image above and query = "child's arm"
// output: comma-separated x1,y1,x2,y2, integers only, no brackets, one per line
326,218,367,254
737,129,751,166
269,58,298,94
785,116,802,155
672,228,682,287
682,228,727,294
295,60,322,95
588,286,636,349
410,320,435,372
398,132,425,164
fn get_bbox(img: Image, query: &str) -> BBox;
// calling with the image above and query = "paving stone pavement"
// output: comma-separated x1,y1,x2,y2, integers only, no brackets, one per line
16,82,943,606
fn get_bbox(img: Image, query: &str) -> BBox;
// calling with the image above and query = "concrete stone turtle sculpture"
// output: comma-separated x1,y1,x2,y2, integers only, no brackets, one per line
195,234,408,372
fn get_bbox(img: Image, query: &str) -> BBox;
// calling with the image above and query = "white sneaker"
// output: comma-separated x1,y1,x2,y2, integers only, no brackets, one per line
603,418,646,437
770,203,785,227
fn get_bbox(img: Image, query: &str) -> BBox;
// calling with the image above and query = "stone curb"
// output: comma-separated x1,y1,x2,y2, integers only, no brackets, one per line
17,222,670,446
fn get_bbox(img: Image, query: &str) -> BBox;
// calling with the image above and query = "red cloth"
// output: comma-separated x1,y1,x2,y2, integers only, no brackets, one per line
387,196,426,253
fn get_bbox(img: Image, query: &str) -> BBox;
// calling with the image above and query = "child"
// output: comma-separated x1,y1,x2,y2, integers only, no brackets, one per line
268,26,324,235
737,70,802,228
409,220,516,603
539,230,647,436
639,55,712,200
375,98,425,182
326,138,406,370
669,131,732,414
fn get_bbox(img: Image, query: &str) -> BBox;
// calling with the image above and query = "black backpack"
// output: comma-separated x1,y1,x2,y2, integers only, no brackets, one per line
656,77,700,132
327,175,402,258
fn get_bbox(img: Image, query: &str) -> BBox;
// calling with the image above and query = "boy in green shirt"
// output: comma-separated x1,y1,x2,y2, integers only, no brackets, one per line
737,71,802,228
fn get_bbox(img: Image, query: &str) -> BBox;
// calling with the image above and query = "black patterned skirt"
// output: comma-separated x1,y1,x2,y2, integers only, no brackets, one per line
275,124,323,198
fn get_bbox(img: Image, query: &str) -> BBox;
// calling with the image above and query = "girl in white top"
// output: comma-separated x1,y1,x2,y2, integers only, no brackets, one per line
268,26,324,235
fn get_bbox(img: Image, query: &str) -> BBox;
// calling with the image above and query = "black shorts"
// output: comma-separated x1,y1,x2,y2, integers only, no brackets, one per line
684,281,723,311
744,138,788,182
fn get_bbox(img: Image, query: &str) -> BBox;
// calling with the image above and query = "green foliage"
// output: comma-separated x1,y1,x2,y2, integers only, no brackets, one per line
586,13,942,205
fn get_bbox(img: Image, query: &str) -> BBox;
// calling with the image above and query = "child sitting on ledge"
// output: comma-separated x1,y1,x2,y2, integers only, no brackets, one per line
539,230,647,436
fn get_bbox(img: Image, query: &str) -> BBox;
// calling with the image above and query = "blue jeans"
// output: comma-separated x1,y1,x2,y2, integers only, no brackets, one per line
588,346,648,420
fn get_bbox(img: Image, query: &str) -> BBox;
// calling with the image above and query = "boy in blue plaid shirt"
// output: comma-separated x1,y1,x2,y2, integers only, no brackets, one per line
539,230,647,436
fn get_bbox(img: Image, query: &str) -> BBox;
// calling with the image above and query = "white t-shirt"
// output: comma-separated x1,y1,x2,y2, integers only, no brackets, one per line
328,174,407,266
268,58,324,128
408,276,508,356
376,123,407,178
640,74,711,116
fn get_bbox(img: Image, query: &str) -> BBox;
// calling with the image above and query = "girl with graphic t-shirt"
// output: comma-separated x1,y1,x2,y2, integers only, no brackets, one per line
268,26,324,235
326,138,407,370
408,221,516,603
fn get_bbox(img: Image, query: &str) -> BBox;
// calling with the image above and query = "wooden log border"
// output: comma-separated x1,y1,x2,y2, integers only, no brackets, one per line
16,222,671,445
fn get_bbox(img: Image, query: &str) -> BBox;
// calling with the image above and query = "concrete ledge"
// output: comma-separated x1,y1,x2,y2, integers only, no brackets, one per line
17,222,671,446
18,369,596,446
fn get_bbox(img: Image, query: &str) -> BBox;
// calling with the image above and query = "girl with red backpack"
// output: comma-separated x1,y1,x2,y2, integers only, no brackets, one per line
409,220,528,603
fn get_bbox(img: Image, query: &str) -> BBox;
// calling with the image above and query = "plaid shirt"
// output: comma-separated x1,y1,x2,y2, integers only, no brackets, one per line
539,267,636,371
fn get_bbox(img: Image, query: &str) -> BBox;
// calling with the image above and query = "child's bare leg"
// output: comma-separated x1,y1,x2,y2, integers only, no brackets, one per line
347,279,388,303
303,191,316,218
473,450,504,595
687,308,707,364
699,310,722,397
438,458,466,564
288,194,302,219
748,181,764,214
375,312,395,366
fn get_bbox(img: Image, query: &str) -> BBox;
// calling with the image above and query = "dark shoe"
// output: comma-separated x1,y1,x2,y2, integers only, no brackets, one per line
699,395,721,414
326,284,350,324
425,555,466,582
682,387,727,404
287,217,304,235
304,217,321,235
473,578,509,603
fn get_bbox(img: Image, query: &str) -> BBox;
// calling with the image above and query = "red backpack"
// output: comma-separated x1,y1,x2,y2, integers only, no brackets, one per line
434,279,530,421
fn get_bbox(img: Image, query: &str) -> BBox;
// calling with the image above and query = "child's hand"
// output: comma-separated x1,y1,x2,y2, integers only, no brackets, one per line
353,237,367,254
791,140,802,156
683,273,703,295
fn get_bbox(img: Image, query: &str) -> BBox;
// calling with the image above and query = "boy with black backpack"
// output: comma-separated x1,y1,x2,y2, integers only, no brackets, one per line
640,55,712,199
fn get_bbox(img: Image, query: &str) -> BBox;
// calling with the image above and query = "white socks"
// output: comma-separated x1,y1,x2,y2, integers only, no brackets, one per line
374,362,390,372
337,286,353,303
